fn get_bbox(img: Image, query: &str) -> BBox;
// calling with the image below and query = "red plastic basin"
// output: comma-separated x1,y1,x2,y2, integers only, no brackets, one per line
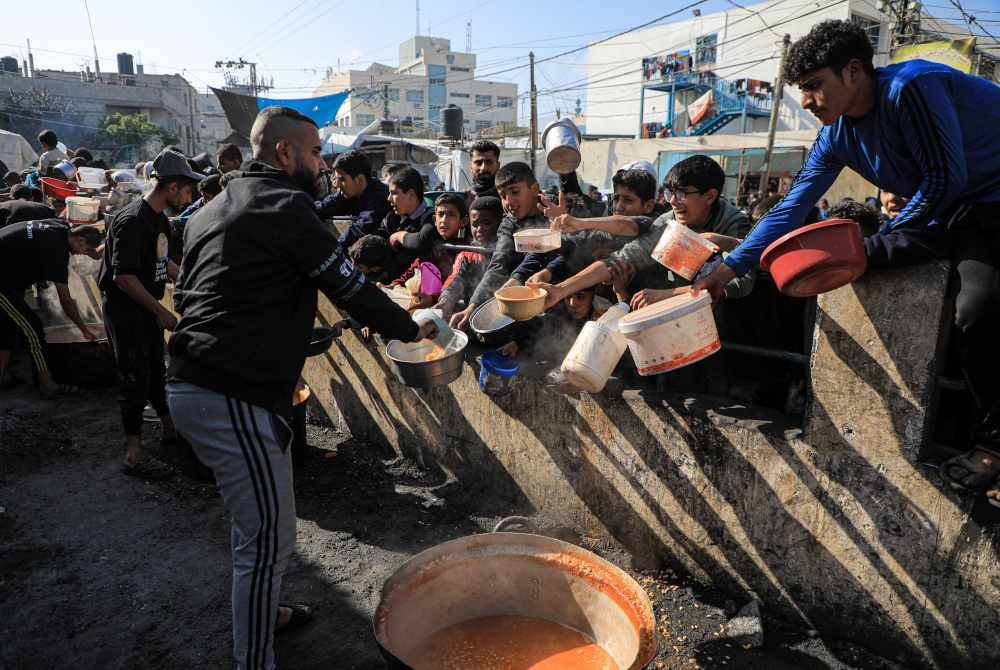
760,218,867,298
40,177,79,201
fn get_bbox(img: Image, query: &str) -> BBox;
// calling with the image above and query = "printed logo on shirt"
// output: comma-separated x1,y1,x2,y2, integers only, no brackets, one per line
154,233,169,283
309,251,354,279
26,222,34,239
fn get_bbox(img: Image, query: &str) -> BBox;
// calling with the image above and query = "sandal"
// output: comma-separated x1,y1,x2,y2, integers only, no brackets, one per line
121,458,174,481
275,603,313,634
941,446,1000,493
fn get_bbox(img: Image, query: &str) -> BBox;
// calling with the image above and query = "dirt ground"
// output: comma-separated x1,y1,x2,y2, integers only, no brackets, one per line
1,385,903,670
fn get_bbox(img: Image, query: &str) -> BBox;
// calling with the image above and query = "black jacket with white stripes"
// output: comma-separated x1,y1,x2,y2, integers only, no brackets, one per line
169,161,418,416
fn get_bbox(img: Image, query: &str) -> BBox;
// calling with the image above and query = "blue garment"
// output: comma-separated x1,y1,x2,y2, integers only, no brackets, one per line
315,179,391,248
726,59,1000,275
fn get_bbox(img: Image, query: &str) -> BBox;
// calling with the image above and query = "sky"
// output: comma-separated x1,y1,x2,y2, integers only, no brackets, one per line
3,0,1000,127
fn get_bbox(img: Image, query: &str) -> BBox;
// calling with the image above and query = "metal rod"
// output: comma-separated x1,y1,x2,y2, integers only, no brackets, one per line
529,51,537,174
441,243,492,254
721,341,810,365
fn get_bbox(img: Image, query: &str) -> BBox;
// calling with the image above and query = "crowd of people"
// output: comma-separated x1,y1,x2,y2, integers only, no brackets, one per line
2,17,1000,670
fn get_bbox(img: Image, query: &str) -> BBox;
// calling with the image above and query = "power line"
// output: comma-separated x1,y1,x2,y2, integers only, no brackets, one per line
946,0,1000,42
725,0,782,38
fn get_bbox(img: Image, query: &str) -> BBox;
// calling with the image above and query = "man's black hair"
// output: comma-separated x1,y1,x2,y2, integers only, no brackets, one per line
469,139,501,159
163,145,185,155
3,170,20,186
388,166,425,200
68,224,104,249
470,195,503,220
612,168,656,202
74,148,93,162
70,156,88,168
348,234,389,269
217,143,243,164
495,161,536,190
664,155,725,194
29,187,43,202
828,198,881,237
37,129,57,148
435,192,468,219
784,20,875,85
198,174,223,197
10,184,32,201
332,150,372,180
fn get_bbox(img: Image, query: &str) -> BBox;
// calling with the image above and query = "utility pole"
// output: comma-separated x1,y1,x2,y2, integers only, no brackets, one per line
383,82,390,121
416,0,420,36
760,34,790,196
529,51,538,174
215,58,264,96
879,0,922,54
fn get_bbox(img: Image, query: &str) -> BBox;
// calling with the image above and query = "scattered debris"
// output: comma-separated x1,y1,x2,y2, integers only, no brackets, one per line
723,598,764,649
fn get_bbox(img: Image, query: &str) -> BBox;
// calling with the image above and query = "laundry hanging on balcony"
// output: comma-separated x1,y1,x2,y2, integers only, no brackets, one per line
687,89,715,126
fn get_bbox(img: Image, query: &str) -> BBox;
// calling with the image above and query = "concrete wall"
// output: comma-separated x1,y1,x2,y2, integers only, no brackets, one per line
303,262,1000,668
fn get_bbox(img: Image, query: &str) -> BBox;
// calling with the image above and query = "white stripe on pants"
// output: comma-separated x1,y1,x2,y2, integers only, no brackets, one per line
167,381,296,670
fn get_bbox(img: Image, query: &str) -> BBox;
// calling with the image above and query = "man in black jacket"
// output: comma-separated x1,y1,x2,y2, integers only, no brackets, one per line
0,184,56,228
167,106,433,670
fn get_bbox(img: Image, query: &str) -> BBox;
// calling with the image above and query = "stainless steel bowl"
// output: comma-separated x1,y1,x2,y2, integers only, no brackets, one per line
386,331,468,389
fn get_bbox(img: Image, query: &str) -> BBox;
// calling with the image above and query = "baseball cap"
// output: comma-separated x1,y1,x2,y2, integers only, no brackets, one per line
150,149,205,182
621,160,657,180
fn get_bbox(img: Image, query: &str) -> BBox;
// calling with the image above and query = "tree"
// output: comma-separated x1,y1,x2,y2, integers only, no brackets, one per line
97,112,178,152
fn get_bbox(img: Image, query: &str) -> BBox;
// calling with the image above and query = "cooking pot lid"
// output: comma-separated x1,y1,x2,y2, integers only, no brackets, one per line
617,292,711,334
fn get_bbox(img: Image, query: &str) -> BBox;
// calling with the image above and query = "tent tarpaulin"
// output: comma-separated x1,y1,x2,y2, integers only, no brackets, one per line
211,87,350,139
0,129,38,173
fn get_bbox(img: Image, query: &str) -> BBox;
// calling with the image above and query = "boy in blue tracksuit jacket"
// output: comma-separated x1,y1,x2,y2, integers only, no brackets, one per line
695,20,1000,500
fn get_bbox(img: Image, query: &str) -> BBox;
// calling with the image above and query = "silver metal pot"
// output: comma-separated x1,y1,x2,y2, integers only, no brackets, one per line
542,118,583,174
374,519,657,669
385,331,468,389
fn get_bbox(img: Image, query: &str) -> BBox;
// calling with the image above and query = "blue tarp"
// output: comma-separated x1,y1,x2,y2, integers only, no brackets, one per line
257,91,350,129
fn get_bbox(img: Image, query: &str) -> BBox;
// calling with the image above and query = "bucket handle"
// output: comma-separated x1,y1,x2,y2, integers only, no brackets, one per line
493,516,537,533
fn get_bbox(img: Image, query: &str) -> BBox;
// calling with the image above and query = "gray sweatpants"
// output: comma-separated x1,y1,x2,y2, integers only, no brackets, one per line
167,381,296,670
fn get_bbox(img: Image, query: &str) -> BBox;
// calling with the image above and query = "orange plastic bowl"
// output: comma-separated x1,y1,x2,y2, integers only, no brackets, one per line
760,218,867,298
40,177,79,201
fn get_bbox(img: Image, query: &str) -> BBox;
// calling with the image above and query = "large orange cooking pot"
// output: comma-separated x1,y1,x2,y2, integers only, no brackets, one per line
373,518,657,669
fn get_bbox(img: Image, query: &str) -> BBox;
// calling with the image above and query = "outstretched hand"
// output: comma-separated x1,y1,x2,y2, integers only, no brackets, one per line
526,281,563,310
539,191,568,220
691,263,736,303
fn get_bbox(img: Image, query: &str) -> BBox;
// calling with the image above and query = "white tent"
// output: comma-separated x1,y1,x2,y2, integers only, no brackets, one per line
0,129,38,173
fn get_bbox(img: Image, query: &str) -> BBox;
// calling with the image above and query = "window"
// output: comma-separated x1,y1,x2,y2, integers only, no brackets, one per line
850,15,881,52
429,104,442,114
356,113,376,126
447,55,455,64
388,88,400,102
497,96,513,108
406,89,424,103
412,117,424,128
450,66,470,73
429,74,446,85
450,92,470,99
476,120,492,131
695,33,717,67
475,94,492,108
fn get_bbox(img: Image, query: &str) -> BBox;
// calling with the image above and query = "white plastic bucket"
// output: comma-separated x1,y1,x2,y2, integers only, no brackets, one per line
66,196,100,224
513,228,560,253
561,321,628,392
617,292,720,376
651,220,720,280
542,118,582,174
